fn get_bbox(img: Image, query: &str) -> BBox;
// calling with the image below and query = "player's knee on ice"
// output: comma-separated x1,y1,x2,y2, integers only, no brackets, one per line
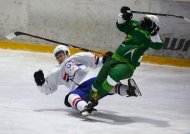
64,94,72,107
68,94,88,111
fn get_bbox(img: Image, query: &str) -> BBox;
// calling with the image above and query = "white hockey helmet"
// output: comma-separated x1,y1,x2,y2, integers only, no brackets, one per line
144,15,159,26
140,14,160,35
53,45,70,57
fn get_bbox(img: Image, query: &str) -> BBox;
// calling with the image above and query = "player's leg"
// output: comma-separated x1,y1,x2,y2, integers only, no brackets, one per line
64,77,98,116
92,59,118,93
97,63,134,97
65,93,97,116
112,78,142,97
89,59,120,102
67,93,88,111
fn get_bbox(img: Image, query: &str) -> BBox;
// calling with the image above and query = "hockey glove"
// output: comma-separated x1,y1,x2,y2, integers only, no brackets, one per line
34,70,45,86
120,6,133,21
102,51,113,64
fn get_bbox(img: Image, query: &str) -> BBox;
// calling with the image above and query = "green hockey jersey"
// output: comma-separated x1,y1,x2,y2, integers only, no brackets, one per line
113,20,163,67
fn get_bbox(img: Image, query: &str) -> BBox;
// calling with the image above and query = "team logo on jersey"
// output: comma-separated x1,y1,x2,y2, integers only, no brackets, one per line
124,48,137,61
66,63,71,68
64,60,80,76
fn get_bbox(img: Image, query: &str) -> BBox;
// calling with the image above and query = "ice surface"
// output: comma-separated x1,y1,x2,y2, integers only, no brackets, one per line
0,49,190,134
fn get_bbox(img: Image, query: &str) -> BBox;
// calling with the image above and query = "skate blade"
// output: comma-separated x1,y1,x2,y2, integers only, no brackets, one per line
81,110,98,117
81,111,91,117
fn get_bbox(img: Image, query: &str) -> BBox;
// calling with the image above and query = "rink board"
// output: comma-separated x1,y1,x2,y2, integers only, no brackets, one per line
0,41,189,67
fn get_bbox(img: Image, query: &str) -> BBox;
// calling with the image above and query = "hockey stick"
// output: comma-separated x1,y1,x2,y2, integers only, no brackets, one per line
5,31,105,55
131,10,190,23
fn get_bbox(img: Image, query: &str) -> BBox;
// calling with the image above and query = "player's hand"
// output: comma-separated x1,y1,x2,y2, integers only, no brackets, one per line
120,6,133,20
34,70,45,86
102,51,113,64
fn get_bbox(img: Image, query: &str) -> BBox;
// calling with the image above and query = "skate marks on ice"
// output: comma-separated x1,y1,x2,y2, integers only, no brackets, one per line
34,108,169,127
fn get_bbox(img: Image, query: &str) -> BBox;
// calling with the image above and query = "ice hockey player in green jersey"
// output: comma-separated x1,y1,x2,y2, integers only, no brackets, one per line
88,6,164,105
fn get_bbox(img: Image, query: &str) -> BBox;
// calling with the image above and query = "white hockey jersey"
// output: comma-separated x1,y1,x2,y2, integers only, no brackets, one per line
37,52,103,95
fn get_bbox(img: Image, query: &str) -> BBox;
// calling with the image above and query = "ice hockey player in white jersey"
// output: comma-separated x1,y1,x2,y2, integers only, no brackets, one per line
34,45,105,95
34,45,141,116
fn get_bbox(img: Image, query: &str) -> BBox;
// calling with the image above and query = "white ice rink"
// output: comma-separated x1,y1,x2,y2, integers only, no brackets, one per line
0,49,190,134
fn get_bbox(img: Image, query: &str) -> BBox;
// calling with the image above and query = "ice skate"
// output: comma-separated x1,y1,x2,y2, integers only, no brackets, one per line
127,78,142,97
81,107,97,117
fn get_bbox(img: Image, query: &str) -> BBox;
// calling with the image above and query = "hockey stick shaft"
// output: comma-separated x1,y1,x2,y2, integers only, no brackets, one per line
7,31,104,55
131,10,190,23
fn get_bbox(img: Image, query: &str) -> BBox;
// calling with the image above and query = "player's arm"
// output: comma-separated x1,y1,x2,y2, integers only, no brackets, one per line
116,6,139,34
69,52,113,69
34,69,58,95
149,34,163,50
149,23,163,50
66,52,105,69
